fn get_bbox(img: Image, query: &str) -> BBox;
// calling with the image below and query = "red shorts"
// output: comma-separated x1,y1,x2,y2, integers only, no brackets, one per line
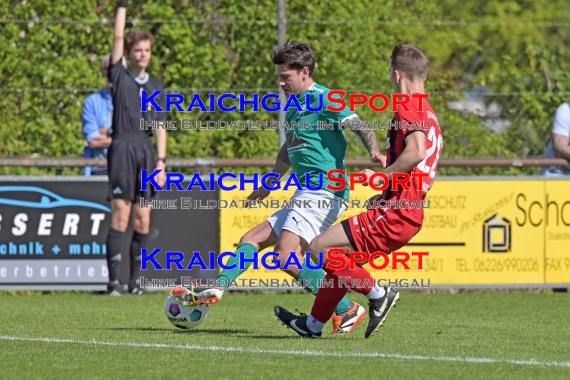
342,208,422,256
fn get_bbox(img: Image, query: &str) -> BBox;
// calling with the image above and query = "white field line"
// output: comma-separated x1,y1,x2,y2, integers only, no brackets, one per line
0,335,569,369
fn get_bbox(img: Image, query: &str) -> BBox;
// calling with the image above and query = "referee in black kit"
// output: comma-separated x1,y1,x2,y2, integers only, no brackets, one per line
105,0,167,295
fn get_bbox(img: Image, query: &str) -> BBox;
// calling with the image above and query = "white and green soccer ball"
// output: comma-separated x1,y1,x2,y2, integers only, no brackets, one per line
164,287,209,329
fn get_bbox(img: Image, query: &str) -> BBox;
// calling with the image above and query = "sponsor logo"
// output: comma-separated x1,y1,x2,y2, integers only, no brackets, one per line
483,214,512,253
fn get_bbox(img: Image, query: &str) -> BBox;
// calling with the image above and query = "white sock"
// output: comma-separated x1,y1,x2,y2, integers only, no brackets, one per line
307,314,325,333
367,285,387,300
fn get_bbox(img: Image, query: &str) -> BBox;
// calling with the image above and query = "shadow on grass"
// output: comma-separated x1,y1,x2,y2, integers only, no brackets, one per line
86,326,300,340
172,328,251,335
242,334,304,340
95,326,251,335
173,331,301,340
100,327,178,333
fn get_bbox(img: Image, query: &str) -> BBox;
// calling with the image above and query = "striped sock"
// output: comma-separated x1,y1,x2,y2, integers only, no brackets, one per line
367,285,387,300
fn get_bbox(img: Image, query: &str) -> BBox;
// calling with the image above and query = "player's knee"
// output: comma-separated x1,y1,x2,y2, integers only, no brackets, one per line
309,236,325,254
272,248,285,261
133,218,150,233
273,248,300,272
272,244,288,259
111,215,130,232
273,235,298,256
274,238,301,261
240,230,264,248
238,234,254,247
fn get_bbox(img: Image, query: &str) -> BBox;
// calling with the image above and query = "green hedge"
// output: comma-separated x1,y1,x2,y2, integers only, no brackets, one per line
1,0,569,176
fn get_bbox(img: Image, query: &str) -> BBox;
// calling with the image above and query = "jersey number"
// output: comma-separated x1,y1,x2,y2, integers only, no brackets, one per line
417,127,443,179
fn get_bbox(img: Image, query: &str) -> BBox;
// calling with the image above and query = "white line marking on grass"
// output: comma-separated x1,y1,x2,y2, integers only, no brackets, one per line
1,335,569,369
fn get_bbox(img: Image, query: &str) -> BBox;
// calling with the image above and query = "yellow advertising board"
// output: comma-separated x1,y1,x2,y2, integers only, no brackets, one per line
219,179,570,287
544,180,570,284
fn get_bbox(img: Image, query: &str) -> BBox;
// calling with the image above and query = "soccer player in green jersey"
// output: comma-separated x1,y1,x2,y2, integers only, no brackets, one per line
173,41,384,335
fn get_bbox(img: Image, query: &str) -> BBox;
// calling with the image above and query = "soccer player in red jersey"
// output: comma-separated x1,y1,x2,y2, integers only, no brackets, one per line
275,44,443,338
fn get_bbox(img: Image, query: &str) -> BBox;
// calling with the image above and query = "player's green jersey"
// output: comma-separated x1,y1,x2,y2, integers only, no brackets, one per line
284,83,356,199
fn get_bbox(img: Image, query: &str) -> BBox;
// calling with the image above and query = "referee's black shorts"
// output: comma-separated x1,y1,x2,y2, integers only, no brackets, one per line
107,138,156,202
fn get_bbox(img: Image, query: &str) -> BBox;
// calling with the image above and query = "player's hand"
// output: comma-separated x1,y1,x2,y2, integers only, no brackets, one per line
360,169,376,187
361,169,385,187
154,163,166,189
246,188,270,207
370,152,387,168
118,0,128,8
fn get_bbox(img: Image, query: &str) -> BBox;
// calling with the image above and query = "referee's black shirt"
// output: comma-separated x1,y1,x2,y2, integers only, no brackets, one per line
108,60,166,142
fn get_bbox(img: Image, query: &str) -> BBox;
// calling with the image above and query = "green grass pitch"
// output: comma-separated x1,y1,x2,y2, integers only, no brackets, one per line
1,291,569,379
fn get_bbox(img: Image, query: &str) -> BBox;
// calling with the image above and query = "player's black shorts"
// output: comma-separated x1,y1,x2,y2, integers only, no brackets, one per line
107,138,156,202
341,219,358,251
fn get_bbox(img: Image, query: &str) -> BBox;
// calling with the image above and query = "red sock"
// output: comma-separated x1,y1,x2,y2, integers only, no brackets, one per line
336,265,374,296
310,271,349,323
310,265,374,323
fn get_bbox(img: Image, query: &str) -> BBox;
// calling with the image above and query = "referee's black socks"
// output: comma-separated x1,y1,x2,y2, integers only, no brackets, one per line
129,231,149,291
106,228,125,288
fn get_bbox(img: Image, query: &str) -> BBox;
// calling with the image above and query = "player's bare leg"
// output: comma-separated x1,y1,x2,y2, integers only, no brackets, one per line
110,198,132,232
274,230,303,277
132,202,151,234
309,222,354,256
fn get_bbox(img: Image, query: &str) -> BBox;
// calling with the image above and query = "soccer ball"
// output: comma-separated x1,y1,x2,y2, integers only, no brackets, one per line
164,287,209,329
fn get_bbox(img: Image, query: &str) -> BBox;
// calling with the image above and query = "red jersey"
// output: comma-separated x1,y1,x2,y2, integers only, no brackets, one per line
344,95,443,255
382,96,443,225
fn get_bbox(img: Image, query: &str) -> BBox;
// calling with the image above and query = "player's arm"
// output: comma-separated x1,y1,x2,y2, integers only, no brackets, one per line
154,128,167,164
273,142,291,176
246,143,290,205
345,117,385,166
552,133,570,162
153,91,168,188
111,0,128,64
550,103,570,162
363,131,426,187
153,127,167,188
384,132,426,175
88,129,112,149
82,99,112,149
325,93,384,165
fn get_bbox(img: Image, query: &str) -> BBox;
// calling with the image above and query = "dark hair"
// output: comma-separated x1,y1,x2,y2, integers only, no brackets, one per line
125,31,153,54
271,41,316,76
390,44,429,81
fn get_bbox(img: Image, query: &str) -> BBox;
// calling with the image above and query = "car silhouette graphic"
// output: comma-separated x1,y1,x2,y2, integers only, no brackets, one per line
0,186,110,212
